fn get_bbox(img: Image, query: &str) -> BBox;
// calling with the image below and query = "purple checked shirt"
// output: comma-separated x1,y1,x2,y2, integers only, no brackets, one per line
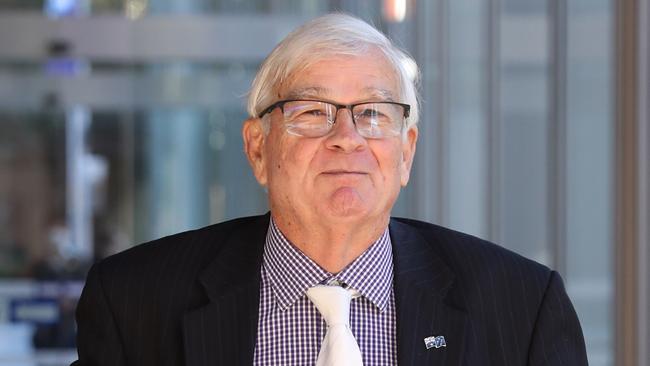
253,219,397,365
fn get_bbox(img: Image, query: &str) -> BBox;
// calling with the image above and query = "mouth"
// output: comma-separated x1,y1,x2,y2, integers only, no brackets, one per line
321,170,367,175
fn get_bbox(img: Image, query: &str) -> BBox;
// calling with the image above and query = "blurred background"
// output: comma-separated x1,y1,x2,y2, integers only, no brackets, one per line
0,0,647,365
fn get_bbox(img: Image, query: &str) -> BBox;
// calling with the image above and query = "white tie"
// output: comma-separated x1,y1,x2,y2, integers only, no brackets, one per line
306,285,364,366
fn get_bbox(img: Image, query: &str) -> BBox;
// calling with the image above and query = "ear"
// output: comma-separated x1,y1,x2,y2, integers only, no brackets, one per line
400,126,418,186
242,117,268,186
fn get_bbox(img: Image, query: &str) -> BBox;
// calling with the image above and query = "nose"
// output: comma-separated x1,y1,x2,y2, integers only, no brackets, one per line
324,108,367,152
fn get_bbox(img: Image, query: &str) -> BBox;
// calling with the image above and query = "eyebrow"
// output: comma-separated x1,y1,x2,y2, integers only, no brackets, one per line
284,87,329,100
284,86,397,102
363,87,396,101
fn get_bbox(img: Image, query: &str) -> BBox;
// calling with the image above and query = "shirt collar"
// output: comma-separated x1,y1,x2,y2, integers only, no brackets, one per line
263,218,393,312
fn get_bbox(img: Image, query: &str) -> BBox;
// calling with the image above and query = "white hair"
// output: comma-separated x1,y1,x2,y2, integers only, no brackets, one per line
246,13,420,133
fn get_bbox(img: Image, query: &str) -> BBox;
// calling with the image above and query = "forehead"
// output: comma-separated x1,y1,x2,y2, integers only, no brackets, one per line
279,52,400,102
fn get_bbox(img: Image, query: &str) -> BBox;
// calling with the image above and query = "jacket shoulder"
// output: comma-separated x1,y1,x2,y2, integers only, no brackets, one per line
93,214,269,283
391,217,553,289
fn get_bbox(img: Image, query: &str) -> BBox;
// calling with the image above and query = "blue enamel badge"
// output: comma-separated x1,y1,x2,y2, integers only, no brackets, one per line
424,335,447,349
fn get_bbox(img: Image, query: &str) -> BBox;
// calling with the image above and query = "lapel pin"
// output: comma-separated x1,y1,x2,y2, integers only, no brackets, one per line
424,335,447,350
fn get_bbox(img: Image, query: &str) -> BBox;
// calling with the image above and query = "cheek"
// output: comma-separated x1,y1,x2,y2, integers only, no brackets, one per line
277,144,300,172
266,131,293,169
269,137,318,181
373,144,404,181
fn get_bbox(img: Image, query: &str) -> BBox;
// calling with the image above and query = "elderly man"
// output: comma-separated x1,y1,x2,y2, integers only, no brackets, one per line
73,13,587,366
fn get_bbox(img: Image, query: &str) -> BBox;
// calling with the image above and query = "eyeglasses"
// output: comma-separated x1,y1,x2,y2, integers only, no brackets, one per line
258,99,410,139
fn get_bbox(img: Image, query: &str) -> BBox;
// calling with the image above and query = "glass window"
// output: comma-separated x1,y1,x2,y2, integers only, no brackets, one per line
417,1,614,364
565,1,614,364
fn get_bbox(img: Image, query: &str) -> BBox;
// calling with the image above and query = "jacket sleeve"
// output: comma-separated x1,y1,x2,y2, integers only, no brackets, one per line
71,263,127,366
527,270,588,366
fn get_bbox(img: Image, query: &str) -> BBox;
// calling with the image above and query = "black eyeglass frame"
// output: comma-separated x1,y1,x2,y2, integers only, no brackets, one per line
258,99,411,121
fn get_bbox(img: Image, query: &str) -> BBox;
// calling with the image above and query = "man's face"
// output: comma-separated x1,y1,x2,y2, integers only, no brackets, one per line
244,51,417,227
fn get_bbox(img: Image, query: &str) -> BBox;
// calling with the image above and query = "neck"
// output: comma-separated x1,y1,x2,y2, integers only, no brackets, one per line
271,212,389,273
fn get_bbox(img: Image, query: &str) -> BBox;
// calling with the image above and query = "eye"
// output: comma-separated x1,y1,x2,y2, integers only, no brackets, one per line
358,108,382,117
301,108,327,116
355,107,392,125
284,102,331,121
291,107,329,122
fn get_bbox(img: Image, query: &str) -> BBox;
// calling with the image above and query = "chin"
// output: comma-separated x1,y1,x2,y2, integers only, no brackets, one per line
325,206,367,219
323,188,371,219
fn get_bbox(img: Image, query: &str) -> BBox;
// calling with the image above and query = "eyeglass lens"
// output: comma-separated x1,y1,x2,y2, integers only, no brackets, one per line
282,100,404,138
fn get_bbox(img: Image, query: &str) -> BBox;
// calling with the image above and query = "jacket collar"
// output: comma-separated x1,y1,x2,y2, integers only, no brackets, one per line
390,218,468,366
183,213,269,366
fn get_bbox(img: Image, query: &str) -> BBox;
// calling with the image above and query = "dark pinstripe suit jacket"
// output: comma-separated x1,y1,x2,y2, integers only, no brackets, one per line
72,213,588,365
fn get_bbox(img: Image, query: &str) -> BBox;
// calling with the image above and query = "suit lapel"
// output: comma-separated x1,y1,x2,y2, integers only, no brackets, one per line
182,215,467,365
183,214,269,366
390,219,468,366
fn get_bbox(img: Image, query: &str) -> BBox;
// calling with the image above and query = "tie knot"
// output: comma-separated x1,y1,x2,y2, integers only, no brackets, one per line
306,285,357,326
